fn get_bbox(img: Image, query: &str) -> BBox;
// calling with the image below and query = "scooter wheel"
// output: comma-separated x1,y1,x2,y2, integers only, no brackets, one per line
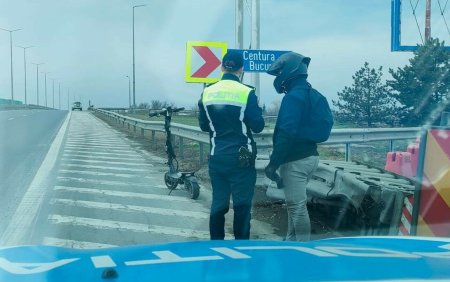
164,172,178,189
185,180,200,200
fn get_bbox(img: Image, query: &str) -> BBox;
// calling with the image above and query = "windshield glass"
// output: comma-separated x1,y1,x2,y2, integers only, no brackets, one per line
0,0,449,253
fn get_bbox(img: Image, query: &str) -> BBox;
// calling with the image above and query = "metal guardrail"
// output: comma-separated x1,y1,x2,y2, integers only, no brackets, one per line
0,104,55,111
94,108,422,163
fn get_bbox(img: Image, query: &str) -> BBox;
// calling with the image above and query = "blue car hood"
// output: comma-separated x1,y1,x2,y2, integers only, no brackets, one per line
1,236,449,281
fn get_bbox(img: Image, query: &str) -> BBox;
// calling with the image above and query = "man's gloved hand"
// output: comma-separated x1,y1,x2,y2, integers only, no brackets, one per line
265,163,284,189
264,164,278,181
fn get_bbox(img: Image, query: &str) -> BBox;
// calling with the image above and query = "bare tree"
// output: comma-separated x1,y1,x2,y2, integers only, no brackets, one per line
138,102,150,109
161,101,176,109
151,100,163,110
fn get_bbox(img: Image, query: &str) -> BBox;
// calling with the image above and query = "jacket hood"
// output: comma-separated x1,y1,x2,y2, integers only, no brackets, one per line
284,77,310,98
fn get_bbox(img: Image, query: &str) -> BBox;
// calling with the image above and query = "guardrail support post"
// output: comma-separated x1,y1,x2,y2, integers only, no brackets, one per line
389,140,394,152
179,137,184,158
345,143,352,162
141,128,145,137
151,130,156,147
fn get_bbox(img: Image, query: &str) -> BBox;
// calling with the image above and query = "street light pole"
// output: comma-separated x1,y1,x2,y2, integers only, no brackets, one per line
1,28,22,104
32,63,44,105
126,75,131,108
132,4,146,110
50,78,56,108
42,71,50,107
58,82,61,110
67,88,70,110
235,0,244,49
16,45,33,105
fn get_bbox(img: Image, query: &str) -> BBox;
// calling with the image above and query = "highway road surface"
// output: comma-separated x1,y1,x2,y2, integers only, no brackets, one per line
1,111,277,248
0,109,67,234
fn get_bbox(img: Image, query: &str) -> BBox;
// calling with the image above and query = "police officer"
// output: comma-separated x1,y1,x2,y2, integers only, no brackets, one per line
198,50,265,240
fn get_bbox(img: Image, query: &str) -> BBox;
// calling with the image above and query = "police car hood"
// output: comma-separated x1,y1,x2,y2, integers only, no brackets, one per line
1,236,449,281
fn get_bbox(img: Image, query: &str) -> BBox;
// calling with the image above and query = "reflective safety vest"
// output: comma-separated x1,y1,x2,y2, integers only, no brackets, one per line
202,80,255,156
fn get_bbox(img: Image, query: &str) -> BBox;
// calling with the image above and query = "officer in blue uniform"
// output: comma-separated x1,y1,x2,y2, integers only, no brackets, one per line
198,51,265,240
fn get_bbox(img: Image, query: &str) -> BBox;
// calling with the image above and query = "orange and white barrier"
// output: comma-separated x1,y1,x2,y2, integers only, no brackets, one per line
414,128,450,237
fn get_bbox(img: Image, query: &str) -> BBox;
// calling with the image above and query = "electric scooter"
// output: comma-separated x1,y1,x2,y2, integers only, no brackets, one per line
149,107,200,199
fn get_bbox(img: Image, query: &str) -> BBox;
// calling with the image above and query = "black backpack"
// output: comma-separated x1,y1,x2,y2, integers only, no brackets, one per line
302,85,334,143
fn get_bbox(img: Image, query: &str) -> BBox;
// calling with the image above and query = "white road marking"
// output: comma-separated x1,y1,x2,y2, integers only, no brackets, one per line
53,186,192,203
47,215,210,239
66,139,127,144
67,136,120,140
61,163,150,173
35,113,218,246
64,145,139,154
66,142,131,148
64,143,130,149
64,149,140,157
43,237,116,249
68,139,140,146
65,140,130,145
58,169,157,179
61,158,152,167
7,117,14,121
1,112,71,246
67,134,119,137
51,198,209,219
63,146,140,154
62,153,142,162
56,177,165,188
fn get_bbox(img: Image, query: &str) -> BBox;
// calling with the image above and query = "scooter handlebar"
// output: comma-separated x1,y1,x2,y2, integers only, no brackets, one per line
149,107,185,117
172,107,185,113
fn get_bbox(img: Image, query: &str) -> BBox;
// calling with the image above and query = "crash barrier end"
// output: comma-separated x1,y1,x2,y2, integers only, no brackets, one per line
385,152,414,178
406,143,420,176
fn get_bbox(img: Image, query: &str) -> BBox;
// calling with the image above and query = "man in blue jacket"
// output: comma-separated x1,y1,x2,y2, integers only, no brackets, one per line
198,51,265,240
265,52,322,241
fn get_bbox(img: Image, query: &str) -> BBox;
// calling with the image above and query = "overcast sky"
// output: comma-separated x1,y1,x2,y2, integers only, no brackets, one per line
0,0,449,109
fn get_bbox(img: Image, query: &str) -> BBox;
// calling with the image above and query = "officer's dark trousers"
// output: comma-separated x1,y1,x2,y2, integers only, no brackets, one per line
208,154,256,240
